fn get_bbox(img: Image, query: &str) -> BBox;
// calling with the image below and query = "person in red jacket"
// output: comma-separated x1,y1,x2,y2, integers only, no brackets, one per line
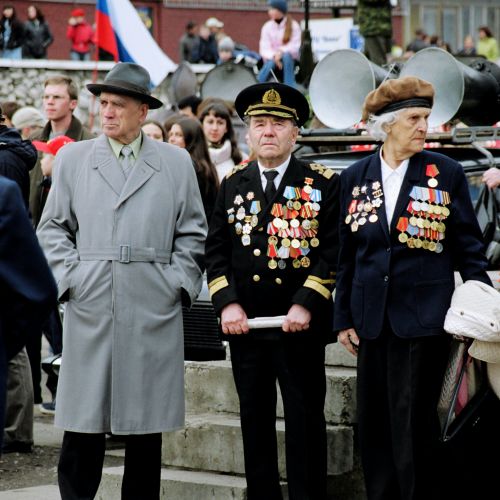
66,8,94,61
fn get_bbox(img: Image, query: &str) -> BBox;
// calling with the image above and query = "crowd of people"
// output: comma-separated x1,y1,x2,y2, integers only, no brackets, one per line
0,4,95,61
2,1,500,499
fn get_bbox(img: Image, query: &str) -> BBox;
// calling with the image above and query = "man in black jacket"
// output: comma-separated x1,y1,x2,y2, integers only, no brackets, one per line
206,82,340,500
0,176,57,454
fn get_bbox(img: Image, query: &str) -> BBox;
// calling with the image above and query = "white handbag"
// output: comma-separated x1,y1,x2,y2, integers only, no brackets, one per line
444,280,500,342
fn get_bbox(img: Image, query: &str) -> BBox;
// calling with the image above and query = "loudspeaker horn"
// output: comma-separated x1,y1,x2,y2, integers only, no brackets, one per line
400,47,500,127
309,49,396,129
200,62,257,103
167,62,198,105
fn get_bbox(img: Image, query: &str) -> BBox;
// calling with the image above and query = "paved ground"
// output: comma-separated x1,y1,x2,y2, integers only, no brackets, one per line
0,339,124,498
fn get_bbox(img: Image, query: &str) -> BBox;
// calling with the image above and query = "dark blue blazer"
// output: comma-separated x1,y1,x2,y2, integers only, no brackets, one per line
333,149,490,339
0,177,57,448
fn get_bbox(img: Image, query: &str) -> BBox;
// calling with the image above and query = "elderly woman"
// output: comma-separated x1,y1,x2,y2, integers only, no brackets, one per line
334,76,491,500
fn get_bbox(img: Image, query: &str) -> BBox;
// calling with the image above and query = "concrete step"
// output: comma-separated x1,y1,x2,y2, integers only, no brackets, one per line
326,342,357,368
162,413,353,477
97,466,287,500
0,486,60,499
185,361,356,425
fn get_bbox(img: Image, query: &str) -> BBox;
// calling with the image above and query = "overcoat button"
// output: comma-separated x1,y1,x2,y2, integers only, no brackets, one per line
253,275,260,282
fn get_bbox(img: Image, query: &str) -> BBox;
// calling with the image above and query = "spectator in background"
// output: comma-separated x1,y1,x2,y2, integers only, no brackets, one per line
258,0,301,88
179,20,197,63
198,100,244,181
205,17,225,42
217,36,235,64
405,28,429,55
66,8,94,61
142,120,166,141
0,101,20,127
0,5,24,59
28,75,93,416
11,106,45,139
167,116,219,222
191,24,218,64
23,5,53,59
178,94,202,119
457,34,477,56
357,0,393,67
477,26,499,62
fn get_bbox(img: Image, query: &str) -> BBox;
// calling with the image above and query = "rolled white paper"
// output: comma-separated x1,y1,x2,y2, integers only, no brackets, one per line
247,316,286,329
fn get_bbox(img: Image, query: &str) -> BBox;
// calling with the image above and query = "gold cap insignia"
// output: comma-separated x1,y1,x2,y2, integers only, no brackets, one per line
262,89,281,106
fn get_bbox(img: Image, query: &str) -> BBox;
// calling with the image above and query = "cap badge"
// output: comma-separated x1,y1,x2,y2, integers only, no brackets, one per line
262,89,281,106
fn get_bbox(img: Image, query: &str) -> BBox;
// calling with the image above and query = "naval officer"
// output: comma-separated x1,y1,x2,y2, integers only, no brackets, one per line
206,82,340,500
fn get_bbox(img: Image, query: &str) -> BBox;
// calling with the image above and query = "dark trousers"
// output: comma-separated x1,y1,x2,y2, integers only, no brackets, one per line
357,326,451,500
230,336,327,500
58,431,162,500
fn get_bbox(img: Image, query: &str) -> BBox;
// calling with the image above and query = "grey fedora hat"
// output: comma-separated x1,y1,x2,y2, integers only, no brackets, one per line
87,62,163,109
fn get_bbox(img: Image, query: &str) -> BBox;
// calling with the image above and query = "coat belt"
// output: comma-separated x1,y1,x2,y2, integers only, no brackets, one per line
78,246,171,264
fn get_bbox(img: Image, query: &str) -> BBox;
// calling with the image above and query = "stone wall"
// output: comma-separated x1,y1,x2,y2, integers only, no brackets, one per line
0,59,212,133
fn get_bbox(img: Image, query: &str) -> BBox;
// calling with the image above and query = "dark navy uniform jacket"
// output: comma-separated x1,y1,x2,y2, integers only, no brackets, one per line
206,156,340,342
333,149,491,340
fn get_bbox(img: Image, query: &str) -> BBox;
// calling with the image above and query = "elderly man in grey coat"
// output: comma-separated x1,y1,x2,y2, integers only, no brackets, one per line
37,62,207,500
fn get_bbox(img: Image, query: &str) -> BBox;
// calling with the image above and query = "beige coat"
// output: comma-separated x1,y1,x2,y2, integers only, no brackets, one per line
37,134,206,434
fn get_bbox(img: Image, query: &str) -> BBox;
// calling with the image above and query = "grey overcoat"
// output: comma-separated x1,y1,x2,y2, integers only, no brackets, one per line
37,134,206,434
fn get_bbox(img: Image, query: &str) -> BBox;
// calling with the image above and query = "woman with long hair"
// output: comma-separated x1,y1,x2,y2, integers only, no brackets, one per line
168,117,219,222
198,101,244,182
257,0,301,87
142,120,166,142
0,5,25,59
23,5,53,59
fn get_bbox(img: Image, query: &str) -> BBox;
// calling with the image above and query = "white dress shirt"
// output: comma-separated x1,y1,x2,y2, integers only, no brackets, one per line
380,149,409,227
258,156,291,192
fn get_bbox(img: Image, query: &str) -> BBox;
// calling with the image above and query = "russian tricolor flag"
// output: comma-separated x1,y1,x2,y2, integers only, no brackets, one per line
96,0,176,87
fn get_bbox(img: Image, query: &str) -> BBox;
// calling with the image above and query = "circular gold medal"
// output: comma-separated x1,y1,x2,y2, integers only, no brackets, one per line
414,239,423,249
433,205,442,215
423,219,431,229
303,185,313,194
416,218,425,229
302,219,312,230
409,216,418,227
422,240,430,250
364,202,373,212
300,239,309,249
301,257,311,268
292,259,301,269
441,207,450,217
310,219,319,229
428,241,437,251
437,222,446,232
290,218,300,228
291,239,301,249
273,217,283,229
293,200,302,210
427,205,435,215
268,259,278,269
430,221,439,231
281,238,291,248
310,238,320,247
428,178,438,188
281,220,289,230
398,233,408,243
407,238,415,248
369,214,378,223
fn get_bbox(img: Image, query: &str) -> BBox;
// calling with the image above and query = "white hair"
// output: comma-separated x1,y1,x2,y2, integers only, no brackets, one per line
366,109,404,142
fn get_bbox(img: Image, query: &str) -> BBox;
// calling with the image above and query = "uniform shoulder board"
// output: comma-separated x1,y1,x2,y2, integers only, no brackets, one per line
226,162,248,179
307,162,336,180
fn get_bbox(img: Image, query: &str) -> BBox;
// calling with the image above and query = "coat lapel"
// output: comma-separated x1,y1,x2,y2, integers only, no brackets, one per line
115,136,160,209
389,153,423,234
93,135,126,196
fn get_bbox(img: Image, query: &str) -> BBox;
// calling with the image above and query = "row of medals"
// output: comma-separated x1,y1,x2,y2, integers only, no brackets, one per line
227,179,321,270
396,186,450,253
